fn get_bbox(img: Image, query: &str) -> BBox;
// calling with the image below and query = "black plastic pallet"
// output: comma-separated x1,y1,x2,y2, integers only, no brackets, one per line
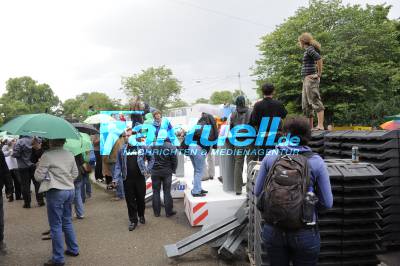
319,256,379,266
320,223,382,236
319,212,381,225
321,234,380,246
342,149,399,159
341,138,400,150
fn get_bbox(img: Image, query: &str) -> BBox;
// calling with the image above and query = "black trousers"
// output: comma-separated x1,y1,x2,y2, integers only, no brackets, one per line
0,194,3,242
151,175,173,216
94,150,103,180
19,166,44,205
10,169,22,199
123,177,146,223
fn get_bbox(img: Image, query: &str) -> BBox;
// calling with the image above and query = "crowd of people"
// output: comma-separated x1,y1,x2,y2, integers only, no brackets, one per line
0,32,332,266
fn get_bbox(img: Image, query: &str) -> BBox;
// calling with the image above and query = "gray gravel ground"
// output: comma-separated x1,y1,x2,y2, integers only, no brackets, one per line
1,185,249,266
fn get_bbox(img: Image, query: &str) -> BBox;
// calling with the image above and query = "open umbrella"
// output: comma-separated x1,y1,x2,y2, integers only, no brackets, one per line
380,120,400,130
72,123,99,135
84,114,115,124
64,132,93,156
0,113,80,140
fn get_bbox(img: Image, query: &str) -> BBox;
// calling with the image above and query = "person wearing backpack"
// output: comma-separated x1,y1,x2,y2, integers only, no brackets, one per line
254,116,332,266
230,95,252,195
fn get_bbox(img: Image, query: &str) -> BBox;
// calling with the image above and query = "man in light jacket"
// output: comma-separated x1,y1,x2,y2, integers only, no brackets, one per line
35,139,80,266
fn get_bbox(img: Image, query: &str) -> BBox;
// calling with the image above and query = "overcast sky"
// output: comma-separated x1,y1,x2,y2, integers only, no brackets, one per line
0,0,398,104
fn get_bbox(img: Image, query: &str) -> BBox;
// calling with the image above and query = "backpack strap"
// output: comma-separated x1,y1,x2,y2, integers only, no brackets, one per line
301,151,315,191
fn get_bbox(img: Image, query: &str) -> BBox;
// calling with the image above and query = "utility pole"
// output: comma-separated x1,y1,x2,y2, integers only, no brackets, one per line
238,72,243,95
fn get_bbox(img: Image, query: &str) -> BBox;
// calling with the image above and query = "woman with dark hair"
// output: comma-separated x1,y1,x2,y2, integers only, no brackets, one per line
254,116,333,266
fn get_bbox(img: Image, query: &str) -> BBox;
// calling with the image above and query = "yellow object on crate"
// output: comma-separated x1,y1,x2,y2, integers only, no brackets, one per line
332,126,372,131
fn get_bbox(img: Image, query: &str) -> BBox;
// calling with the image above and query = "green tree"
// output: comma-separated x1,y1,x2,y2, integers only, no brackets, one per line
253,0,400,126
62,92,119,121
122,66,182,112
194,98,209,104
167,99,188,109
210,90,234,104
0,76,60,122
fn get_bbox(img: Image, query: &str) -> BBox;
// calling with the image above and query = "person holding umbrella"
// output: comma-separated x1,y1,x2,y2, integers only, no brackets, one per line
35,139,80,266
13,135,45,208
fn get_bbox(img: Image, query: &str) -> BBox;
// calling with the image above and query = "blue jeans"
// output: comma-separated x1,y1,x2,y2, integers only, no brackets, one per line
262,224,320,266
46,189,79,263
74,179,84,218
81,173,92,203
112,164,125,199
189,145,206,194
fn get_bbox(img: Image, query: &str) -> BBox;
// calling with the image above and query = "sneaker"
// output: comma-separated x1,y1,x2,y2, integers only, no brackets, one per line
42,230,51,236
139,216,145,224
42,235,51,241
76,215,85,220
128,222,137,231
43,260,65,266
111,197,124,201
166,211,177,217
201,189,208,194
191,192,206,197
64,250,79,257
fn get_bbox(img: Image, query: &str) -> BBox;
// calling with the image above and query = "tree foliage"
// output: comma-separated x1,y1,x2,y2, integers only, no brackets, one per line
210,89,248,105
122,66,182,112
0,76,60,123
62,92,120,121
253,0,400,126
167,99,189,109
194,98,210,104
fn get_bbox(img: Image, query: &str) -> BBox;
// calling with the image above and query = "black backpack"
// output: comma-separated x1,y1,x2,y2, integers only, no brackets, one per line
256,152,313,230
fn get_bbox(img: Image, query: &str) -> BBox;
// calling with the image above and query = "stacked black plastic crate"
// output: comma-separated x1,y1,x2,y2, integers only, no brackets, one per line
318,161,384,265
247,162,269,266
309,130,328,155
324,130,400,248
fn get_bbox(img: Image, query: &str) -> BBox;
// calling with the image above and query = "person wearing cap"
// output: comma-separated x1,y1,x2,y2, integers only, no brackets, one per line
113,128,154,231
150,131,178,217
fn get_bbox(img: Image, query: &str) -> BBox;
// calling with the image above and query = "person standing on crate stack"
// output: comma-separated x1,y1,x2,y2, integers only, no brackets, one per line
255,116,333,266
299,32,325,131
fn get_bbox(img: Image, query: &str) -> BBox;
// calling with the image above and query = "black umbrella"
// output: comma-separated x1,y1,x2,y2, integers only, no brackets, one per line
72,123,99,135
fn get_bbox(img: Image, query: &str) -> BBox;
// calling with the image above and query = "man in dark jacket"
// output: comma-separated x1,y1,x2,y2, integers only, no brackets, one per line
230,95,252,195
249,83,288,161
113,129,154,231
13,136,45,208
151,139,178,217
0,149,13,255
